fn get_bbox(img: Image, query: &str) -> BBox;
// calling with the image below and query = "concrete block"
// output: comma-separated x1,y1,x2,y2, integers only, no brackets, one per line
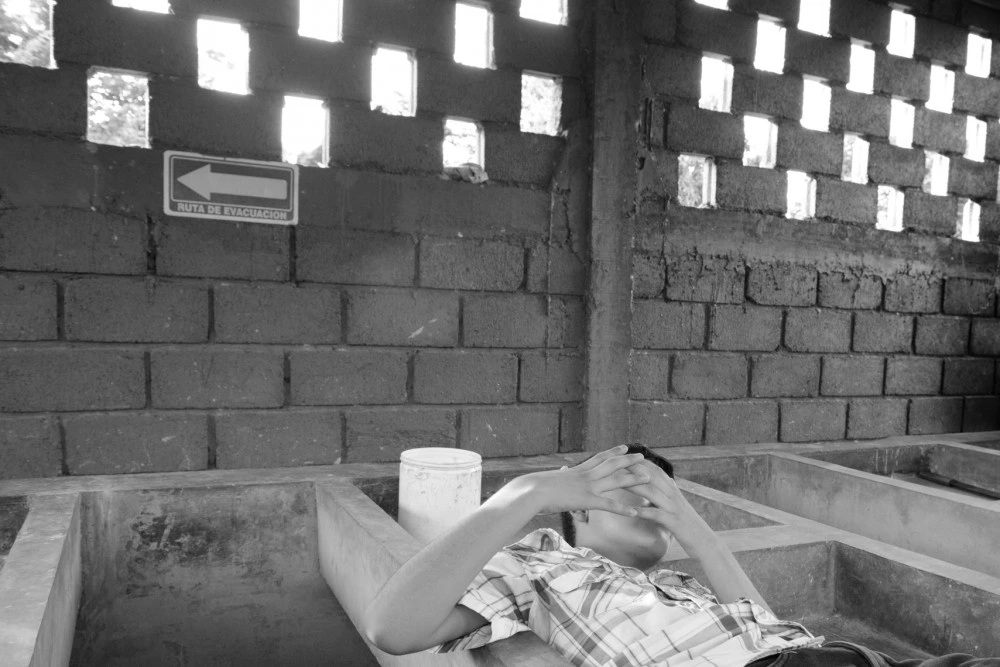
520,351,584,403
0,208,146,275
908,396,963,434
963,396,1000,431
345,408,457,462
848,397,908,439
297,228,416,286
63,412,208,475
867,143,926,189
345,287,459,347
751,354,821,398
784,308,853,353
982,202,1000,244
629,401,705,447
290,349,408,406
821,355,885,396
632,301,707,349
730,66,804,121
873,52,930,101
815,178,878,224
705,400,778,445
852,312,913,353
953,72,1000,117
0,416,61,479
156,219,289,281
638,0,677,41
729,0,798,23
747,263,817,307
464,293,548,348
0,348,144,412
913,15,968,66
485,127,565,186
527,243,587,296
830,0,891,46
420,238,523,291
902,191,959,236
886,356,942,395
666,105,745,159
249,29,369,102
943,278,996,316
343,0,452,54
170,0,297,27
417,56,521,124
64,277,208,343
942,358,994,395
884,274,943,313
971,319,1000,356
949,158,998,200
715,163,787,214
560,404,583,453
666,256,746,304
462,406,560,457
215,409,341,468
785,29,851,82
149,80,283,161
414,351,518,404
0,275,57,341
915,315,970,355
818,272,883,309
494,12,579,75
708,304,783,351
214,283,340,344
637,147,680,215
829,88,891,139
645,46,700,100
677,1,757,63
914,107,966,155
328,103,442,175
633,252,665,299
0,135,92,209
151,349,284,409
780,399,847,442
672,353,747,399
630,351,672,400
91,144,166,217
776,123,843,176
0,63,86,136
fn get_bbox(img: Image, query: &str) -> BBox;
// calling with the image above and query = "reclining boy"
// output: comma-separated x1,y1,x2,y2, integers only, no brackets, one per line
365,445,998,667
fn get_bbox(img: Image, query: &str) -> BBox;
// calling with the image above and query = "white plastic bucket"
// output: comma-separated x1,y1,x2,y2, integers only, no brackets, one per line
398,448,482,544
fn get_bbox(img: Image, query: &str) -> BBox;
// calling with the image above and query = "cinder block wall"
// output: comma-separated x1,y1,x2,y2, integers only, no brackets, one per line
631,0,1000,447
0,0,588,477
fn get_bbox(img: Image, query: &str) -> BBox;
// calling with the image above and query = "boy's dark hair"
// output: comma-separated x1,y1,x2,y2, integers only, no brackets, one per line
559,443,674,547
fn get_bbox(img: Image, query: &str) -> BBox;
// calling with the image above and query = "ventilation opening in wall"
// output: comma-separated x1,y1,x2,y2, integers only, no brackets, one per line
677,154,716,208
0,0,54,68
700,55,733,113
299,0,342,41
282,95,327,167
695,0,728,9
798,0,829,36
112,0,169,12
197,18,249,95
877,185,904,231
801,78,831,132
887,8,915,58
927,65,955,113
848,43,875,94
923,151,950,196
371,46,416,116
889,98,914,148
455,2,493,69
443,118,483,168
967,32,992,77
743,115,777,168
519,0,566,25
787,170,816,220
521,72,561,136
966,116,987,162
87,68,149,148
958,199,980,242
754,18,786,74
842,134,870,183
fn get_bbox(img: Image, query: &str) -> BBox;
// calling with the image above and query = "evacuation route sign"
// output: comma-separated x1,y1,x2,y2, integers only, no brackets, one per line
164,151,299,225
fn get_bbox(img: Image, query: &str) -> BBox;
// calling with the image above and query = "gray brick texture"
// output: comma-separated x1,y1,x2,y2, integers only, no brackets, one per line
629,401,705,448
215,410,342,469
705,401,778,445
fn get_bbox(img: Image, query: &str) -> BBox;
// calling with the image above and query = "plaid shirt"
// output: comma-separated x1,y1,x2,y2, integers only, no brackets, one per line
432,529,822,667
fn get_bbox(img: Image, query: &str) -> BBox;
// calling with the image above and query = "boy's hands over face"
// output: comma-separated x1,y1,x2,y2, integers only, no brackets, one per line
521,445,650,517
627,461,713,543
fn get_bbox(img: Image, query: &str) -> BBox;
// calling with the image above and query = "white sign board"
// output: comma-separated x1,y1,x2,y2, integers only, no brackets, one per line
164,151,299,225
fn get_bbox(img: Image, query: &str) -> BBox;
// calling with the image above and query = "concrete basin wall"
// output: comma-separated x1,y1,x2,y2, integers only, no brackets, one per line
0,495,28,573
923,444,1000,493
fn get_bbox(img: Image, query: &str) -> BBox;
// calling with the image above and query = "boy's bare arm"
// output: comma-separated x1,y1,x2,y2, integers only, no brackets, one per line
364,447,649,656
630,462,775,615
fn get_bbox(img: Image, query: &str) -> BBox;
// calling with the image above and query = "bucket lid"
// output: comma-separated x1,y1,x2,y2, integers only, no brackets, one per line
400,447,482,469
